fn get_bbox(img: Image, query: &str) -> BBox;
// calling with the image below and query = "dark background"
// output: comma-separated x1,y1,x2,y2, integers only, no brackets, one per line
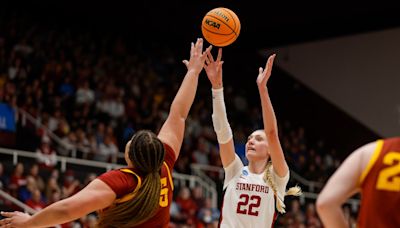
2,1,397,154
3,1,400,49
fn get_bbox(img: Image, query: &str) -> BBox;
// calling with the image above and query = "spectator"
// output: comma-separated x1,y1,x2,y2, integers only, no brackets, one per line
18,176,38,203
170,201,186,226
9,163,26,197
59,76,75,99
305,203,322,228
95,122,105,145
13,38,33,57
75,81,95,105
197,198,220,227
175,187,197,225
75,128,91,159
45,177,61,204
93,135,118,163
47,190,61,207
191,186,205,208
48,109,62,132
58,132,77,157
282,199,306,227
36,137,57,171
25,189,46,211
27,164,45,192
192,137,210,165
62,170,80,198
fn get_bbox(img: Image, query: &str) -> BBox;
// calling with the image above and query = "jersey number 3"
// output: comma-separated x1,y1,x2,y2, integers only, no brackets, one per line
376,152,400,192
236,194,261,216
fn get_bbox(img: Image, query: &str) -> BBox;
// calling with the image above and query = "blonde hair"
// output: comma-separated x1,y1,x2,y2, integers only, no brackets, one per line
263,161,302,213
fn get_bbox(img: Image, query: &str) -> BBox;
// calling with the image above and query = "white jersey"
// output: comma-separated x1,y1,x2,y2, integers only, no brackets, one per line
220,155,289,228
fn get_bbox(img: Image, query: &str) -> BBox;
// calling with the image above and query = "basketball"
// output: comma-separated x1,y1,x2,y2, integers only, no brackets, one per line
201,7,241,47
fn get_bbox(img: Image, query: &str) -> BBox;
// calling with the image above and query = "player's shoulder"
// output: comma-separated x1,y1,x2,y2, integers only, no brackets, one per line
163,143,175,157
100,168,140,181
101,168,128,177
353,140,380,157
383,137,400,144
163,142,177,167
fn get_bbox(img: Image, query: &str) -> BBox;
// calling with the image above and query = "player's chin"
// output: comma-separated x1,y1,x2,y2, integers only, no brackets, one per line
246,151,258,160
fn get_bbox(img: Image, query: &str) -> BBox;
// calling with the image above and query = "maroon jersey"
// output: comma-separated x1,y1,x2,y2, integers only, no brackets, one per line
358,137,400,228
98,143,176,227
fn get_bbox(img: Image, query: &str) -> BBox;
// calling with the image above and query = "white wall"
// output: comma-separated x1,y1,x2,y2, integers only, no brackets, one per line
264,27,400,137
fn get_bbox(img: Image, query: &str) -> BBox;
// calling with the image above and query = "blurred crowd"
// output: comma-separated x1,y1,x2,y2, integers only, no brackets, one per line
0,13,358,227
0,161,221,228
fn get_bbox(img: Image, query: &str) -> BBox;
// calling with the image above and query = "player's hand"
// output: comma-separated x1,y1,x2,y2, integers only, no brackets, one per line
256,54,276,90
0,211,31,228
204,48,223,89
183,38,211,75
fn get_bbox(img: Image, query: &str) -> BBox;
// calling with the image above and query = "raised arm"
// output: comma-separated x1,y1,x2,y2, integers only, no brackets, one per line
256,54,288,177
158,38,210,158
0,179,116,228
204,48,236,168
316,141,376,227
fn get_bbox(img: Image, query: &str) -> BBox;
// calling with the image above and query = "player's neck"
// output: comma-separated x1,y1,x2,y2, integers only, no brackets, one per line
248,160,267,174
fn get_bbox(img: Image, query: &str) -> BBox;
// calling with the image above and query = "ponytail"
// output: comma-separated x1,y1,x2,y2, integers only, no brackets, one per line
263,162,302,213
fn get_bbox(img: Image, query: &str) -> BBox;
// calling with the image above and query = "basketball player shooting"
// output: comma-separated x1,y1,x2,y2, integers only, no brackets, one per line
204,48,301,227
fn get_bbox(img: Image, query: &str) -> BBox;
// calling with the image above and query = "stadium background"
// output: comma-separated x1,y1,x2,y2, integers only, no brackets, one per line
0,1,399,227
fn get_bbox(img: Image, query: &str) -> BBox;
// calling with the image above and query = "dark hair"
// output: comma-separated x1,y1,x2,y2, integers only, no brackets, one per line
97,130,166,228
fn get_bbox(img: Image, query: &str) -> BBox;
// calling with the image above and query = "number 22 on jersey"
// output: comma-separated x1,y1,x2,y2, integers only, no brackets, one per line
236,194,261,216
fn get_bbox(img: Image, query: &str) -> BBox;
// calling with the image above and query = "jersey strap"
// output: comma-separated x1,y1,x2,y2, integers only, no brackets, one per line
115,168,142,203
359,139,384,185
163,161,174,190
115,162,173,203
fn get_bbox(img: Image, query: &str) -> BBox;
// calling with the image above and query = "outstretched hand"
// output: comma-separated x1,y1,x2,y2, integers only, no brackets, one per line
256,54,276,89
204,48,223,89
0,211,31,228
183,38,212,75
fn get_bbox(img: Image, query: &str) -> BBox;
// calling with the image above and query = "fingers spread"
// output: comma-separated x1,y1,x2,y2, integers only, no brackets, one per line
217,61,224,71
190,42,194,56
206,50,214,63
216,48,223,62
205,56,211,65
197,38,203,54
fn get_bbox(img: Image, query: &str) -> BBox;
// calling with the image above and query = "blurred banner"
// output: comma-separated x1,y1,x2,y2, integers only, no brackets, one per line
0,103,16,132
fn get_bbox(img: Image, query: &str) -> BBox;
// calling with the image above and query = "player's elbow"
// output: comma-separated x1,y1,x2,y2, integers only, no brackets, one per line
316,195,330,215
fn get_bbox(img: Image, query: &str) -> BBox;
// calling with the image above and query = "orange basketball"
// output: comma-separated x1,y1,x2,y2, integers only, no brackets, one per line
201,7,241,47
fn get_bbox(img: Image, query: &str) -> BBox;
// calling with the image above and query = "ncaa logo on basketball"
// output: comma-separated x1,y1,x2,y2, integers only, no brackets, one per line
205,19,220,29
